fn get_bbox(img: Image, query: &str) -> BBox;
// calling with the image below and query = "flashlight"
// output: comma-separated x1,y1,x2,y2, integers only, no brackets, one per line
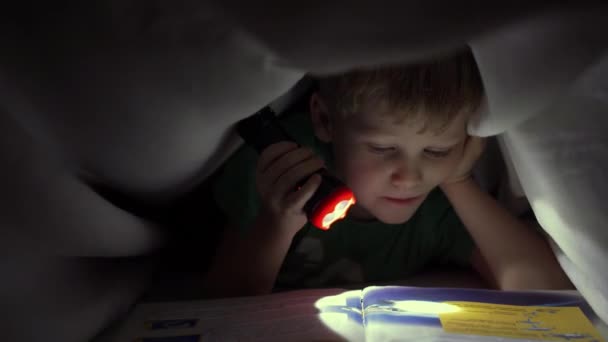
236,106,356,230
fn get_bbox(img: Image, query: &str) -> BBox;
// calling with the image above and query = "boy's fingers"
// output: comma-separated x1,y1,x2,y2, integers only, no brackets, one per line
256,175,272,198
284,173,322,212
257,142,299,174
265,148,315,185
274,157,325,197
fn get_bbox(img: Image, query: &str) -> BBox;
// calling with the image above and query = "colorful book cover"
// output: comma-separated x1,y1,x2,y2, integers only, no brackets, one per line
331,286,606,341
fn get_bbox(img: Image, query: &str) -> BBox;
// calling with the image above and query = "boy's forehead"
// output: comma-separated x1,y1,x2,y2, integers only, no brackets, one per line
342,109,467,140
344,112,396,133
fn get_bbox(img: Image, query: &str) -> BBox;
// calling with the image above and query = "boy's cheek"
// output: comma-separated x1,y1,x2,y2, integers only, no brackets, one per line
342,161,374,185
341,159,383,191
334,149,373,174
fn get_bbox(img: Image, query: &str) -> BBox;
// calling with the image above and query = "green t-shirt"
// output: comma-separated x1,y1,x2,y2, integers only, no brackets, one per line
213,109,475,288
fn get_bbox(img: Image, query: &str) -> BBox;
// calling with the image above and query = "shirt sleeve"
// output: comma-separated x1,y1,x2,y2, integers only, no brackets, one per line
212,144,261,232
434,204,476,268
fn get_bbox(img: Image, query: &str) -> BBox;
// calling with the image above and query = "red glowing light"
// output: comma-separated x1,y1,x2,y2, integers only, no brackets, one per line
310,187,356,230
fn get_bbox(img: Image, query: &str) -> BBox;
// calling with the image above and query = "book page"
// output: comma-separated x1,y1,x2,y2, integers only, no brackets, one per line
361,286,607,342
97,288,359,342
313,289,366,342
440,301,603,341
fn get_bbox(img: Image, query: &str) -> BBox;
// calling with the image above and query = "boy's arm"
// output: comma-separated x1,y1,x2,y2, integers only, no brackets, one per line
204,142,323,297
442,162,572,290
202,214,297,297
443,178,572,290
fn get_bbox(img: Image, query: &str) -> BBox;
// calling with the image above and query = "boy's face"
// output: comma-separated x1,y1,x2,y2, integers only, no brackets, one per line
312,96,468,224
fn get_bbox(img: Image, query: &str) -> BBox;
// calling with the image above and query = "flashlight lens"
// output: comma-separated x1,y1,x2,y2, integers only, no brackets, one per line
322,200,353,227
319,197,355,229
310,186,356,230
335,200,350,212
322,213,336,227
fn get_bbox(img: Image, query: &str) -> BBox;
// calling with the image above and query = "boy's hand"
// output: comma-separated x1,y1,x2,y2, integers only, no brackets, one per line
443,136,486,186
255,142,324,236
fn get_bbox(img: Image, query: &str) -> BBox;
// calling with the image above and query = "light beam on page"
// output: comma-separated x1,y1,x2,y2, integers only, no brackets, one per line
314,290,365,341
371,300,461,315
314,291,461,341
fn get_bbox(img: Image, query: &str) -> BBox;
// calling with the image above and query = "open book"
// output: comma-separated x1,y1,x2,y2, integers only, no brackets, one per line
99,287,607,342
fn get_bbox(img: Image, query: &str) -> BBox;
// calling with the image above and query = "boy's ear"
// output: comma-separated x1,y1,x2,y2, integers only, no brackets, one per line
310,93,333,143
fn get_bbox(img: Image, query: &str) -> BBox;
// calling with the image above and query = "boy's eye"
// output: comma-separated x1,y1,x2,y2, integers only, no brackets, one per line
367,144,396,154
424,148,452,158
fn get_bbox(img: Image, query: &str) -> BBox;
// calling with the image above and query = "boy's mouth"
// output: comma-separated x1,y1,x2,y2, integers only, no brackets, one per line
382,195,423,206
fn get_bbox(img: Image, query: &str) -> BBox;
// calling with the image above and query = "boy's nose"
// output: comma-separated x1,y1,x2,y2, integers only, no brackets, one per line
390,162,422,188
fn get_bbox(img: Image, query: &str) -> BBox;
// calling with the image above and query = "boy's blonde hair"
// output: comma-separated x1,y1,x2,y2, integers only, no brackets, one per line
317,48,484,133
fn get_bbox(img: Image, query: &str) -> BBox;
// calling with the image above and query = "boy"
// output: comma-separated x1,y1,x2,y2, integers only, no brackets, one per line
204,48,571,296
